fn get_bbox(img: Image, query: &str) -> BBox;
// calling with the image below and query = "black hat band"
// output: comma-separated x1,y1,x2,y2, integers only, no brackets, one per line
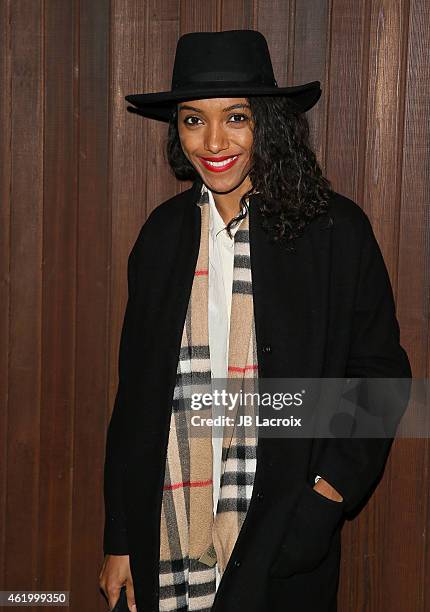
173,71,277,89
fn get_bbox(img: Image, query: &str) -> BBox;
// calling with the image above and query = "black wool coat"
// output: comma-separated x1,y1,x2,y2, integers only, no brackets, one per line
103,178,411,612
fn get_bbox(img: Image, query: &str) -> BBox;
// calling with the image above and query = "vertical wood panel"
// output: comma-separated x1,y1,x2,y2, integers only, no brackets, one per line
144,0,181,212
70,1,111,610
38,0,77,594
364,0,407,281
5,0,43,592
326,0,370,202
180,0,219,33
220,0,255,30
0,0,12,589
291,0,330,167
255,1,292,86
396,0,430,378
109,0,149,436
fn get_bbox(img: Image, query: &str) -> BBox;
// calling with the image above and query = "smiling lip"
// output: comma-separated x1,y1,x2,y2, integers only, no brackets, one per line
199,155,240,173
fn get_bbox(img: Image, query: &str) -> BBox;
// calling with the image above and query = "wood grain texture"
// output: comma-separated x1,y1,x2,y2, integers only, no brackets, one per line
70,1,111,610
0,1,12,584
180,0,219,33
389,1,430,610
325,0,370,202
0,1,428,610
219,0,255,30
290,0,330,185
396,0,430,379
38,0,77,596
5,0,44,593
255,0,292,86
143,0,181,212
0,0,11,591
364,0,406,282
109,0,150,446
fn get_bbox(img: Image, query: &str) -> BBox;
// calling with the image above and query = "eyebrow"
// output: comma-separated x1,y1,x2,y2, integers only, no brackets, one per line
177,103,251,113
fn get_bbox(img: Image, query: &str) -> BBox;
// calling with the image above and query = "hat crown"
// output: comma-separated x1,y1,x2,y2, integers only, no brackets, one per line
124,29,322,122
171,30,277,90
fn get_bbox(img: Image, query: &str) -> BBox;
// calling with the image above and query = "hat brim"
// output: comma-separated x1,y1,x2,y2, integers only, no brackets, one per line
124,81,321,122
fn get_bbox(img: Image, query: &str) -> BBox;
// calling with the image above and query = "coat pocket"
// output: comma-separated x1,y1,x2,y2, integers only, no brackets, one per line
269,482,344,579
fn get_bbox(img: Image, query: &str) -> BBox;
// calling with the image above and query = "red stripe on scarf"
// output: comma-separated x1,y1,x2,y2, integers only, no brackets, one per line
163,479,213,491
228,365,258,373
195,269,208,276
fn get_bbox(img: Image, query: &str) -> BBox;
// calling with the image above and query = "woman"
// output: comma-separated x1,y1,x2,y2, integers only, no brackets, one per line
99,30,411,612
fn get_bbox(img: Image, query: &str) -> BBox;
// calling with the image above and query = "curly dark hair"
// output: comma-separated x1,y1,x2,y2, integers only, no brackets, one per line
166,95,335,249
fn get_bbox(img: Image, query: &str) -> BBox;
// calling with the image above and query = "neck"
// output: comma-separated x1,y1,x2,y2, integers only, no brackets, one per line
211,175,253,225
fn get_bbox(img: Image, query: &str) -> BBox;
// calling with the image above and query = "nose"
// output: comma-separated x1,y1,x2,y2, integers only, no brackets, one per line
204,122,229,154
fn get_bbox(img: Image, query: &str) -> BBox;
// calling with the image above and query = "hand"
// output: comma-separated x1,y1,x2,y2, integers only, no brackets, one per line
269,482,344,578
313,477,343,502
99,554,136,611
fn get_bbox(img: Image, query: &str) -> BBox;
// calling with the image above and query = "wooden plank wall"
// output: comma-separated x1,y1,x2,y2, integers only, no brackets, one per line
0,1,428,610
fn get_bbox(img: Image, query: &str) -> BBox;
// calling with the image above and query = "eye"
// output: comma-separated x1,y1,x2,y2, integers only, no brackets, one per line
183,115,202,126
229,113,248,123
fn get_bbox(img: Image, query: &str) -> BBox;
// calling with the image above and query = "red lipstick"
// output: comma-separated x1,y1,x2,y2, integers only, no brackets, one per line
199,154,240,173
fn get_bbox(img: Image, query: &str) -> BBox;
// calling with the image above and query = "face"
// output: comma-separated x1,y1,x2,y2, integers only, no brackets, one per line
177,97,254,194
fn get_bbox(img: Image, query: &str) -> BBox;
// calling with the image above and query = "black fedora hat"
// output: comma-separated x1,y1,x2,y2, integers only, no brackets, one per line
125,29,321,122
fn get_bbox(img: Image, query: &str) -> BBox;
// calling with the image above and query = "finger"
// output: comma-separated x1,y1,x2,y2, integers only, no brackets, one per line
126,582,136,611
98,579,107,600
106,585,122,610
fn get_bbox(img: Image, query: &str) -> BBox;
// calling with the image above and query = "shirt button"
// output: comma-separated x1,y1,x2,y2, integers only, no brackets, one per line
262,345,272,354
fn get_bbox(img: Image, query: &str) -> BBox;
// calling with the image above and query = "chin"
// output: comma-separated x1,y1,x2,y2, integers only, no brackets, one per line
204,175,247,194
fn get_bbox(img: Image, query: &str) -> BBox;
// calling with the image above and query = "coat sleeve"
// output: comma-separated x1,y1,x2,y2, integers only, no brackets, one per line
311,212,412,515
103,243,139,555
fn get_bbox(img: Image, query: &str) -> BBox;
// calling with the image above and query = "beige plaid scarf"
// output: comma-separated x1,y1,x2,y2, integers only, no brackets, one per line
158,187,259,610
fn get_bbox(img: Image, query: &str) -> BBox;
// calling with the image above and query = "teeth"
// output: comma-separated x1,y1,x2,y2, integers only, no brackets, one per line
204,156,238,167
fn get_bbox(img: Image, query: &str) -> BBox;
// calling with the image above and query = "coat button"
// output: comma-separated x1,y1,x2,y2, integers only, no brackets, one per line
262,345,272,354
256,491,264,501
234,559,241,567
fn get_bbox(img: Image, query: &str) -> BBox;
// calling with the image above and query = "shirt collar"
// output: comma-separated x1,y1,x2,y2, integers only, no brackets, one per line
200,183,245,239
